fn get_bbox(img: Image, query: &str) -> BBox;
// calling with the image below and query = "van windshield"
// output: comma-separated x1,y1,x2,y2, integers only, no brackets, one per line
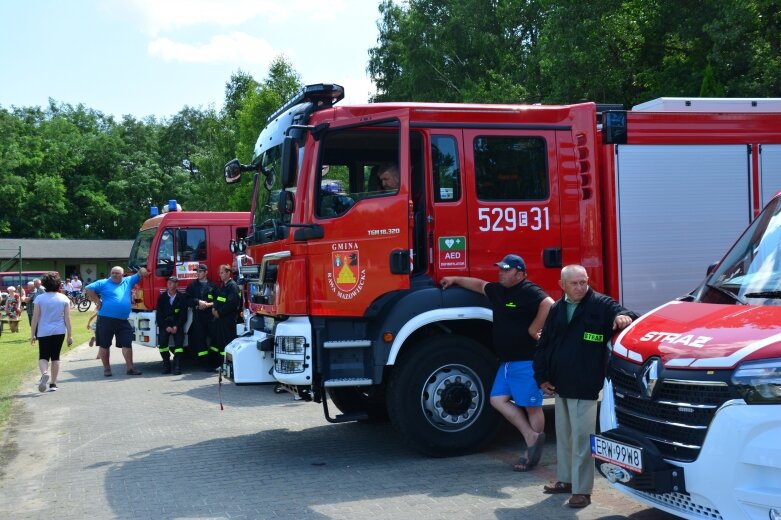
701,197,781,305
128,227,156,269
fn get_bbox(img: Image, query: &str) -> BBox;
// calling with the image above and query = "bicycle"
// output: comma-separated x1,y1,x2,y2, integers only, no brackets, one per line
68,291,91,312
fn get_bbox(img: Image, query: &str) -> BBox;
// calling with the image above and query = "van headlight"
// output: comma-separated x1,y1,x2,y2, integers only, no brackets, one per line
732,358,781,404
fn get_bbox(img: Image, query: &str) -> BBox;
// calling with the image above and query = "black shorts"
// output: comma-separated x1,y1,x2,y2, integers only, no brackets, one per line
95,316,134,348
38,334,65,361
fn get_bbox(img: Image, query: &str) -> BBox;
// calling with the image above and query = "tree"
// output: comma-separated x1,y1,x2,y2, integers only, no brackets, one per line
368,0,781,107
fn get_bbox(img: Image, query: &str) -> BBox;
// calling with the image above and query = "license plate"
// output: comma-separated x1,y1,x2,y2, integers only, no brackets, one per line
591,434,643,473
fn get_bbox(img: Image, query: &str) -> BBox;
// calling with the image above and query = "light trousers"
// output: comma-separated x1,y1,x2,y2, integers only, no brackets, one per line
555,397,598,494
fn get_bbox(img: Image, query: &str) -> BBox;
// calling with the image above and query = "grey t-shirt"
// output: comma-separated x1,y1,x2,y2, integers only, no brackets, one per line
34,292,69,337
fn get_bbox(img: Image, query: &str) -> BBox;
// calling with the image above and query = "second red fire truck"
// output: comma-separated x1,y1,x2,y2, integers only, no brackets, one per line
221,84,781,457
126,203,250,347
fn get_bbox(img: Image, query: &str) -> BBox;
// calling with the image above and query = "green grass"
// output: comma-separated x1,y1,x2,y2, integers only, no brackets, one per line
0,308,94,427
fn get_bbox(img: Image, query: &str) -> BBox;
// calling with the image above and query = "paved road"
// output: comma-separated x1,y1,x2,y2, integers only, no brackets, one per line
0,343,679,520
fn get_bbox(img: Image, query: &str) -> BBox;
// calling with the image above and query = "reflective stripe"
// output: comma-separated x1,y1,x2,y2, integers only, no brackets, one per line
174,309,180,313
217,296,227,302
207,294,214,300
158,347,169,353
197,351,208,357
210,346,219,353
174,348,184,353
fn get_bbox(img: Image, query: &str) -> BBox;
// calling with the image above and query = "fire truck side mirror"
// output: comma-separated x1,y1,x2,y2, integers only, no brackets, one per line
281,136,298,188
277,190,295,214
224,159,243,184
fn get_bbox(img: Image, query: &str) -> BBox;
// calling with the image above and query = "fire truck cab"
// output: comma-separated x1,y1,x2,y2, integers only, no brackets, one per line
126,205,250,347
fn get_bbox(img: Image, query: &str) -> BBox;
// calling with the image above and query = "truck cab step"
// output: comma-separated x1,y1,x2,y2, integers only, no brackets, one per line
323,340,372,349
323,378,373,387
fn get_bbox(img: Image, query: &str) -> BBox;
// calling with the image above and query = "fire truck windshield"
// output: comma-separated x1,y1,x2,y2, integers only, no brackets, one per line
699,196,781,305
250,145,293,243
128,227,156,269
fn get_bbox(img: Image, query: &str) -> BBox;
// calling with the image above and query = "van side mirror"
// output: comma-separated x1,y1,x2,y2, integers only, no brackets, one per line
281,136,298,188
277,190,295,214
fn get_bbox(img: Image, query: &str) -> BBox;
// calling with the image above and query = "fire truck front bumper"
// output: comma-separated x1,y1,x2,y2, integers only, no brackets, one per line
598,379,781,520
128,310,156,347
222,330,276,384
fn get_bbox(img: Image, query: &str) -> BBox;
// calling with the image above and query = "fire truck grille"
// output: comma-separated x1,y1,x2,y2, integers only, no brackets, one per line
608,361,735,463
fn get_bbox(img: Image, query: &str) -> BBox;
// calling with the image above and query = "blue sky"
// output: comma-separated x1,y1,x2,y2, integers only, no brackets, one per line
0,0,383,120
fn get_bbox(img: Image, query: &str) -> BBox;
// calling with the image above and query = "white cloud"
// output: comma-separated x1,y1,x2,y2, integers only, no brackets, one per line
121,0,346,35
148,32,278,65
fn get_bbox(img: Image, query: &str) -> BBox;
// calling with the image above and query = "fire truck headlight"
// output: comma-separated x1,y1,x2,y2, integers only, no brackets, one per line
275,336,306,355
732,358,781,404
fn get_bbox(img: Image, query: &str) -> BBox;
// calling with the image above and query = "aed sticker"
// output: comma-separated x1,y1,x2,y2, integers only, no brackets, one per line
438,236,466,269
327,242,366,300
175,261,200,280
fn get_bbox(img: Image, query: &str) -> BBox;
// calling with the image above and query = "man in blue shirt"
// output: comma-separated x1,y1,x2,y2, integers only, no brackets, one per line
85,266,149,377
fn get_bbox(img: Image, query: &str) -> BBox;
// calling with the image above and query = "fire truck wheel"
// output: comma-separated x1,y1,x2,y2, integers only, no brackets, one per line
327,387,389,423
387,335,500,456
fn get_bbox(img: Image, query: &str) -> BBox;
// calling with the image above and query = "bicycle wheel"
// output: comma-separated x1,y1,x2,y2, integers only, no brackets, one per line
77,298,91,312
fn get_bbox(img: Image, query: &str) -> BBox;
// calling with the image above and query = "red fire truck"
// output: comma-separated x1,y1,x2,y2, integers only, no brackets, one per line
126,204,250,347
221,84,781,456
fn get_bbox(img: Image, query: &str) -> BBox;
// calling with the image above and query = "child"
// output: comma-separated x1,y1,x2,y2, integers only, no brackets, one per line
86,312,100,358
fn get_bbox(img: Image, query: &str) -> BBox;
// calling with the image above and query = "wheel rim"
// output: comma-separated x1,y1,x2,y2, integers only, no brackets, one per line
420,363,484,432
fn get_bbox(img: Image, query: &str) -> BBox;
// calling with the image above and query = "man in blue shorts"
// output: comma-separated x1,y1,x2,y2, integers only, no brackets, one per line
441,254,554,471
85,266,149,377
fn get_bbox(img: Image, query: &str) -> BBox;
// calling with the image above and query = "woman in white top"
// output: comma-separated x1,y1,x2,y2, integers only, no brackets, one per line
30,272,73,392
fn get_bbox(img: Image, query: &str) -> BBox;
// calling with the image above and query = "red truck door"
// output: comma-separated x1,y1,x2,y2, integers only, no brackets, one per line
462,129,563,294
307,111,412,316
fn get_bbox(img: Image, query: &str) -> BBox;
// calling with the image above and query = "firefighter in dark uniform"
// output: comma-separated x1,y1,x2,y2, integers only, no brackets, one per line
185,263,218,370
211,264,241,369
156,276,188,375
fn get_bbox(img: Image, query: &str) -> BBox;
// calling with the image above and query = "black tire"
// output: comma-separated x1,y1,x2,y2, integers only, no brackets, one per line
327,387,389,423
387,335,500,456
77,298,91,312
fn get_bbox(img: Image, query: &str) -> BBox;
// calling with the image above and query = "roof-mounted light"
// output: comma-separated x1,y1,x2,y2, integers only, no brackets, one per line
267,83,344,123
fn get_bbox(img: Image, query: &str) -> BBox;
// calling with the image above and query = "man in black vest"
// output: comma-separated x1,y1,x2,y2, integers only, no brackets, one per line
211,264,241,370
156,276,188,375
185,264,218,370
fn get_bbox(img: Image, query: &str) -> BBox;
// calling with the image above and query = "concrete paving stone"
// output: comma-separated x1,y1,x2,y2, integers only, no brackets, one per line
0,342,680,519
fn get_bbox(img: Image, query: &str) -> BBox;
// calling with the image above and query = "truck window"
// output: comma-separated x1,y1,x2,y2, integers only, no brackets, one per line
177,228,207,262
474,136,548,201
432,135,461,202
158,230,175,264
315,128,400,218
128,227,156,268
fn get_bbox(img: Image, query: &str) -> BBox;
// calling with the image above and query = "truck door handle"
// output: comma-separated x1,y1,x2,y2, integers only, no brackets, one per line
389,249,411,274
543,248,562,268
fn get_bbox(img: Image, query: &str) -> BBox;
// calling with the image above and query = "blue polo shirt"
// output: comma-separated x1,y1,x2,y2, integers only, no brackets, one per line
86,273,140,319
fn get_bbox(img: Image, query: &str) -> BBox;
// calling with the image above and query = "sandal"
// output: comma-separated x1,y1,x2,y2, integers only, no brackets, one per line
103,369,112,377
513,456,530,472
126,369,143,376
527,432,546,468
543,481,572,494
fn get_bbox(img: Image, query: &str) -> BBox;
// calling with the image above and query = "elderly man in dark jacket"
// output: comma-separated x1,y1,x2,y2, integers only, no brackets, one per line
533,264,637,509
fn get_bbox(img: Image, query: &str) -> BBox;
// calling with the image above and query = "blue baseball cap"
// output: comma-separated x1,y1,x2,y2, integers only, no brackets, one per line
495,254,526,271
